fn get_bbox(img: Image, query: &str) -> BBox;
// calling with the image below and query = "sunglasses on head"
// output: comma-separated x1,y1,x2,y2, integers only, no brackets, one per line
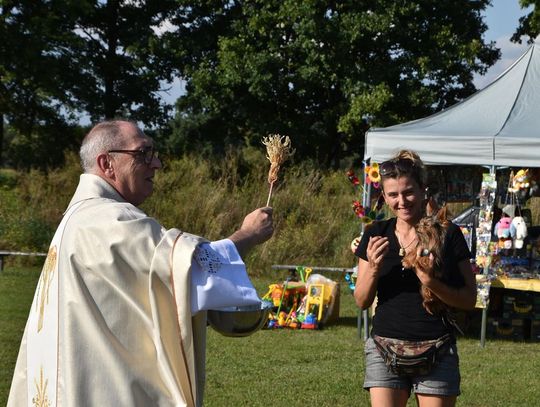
379,158,415,177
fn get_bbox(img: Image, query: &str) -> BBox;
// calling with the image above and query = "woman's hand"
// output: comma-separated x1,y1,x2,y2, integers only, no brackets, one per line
413,253,477,310
413,250,435,286
354,236,389,309
366,236,389,275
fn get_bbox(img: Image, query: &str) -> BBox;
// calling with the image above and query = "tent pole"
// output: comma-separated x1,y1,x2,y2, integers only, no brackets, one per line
480,165,496,348
359,159,372,340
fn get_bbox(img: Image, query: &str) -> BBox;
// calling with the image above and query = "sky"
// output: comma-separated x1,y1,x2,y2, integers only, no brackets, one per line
474,0,534,89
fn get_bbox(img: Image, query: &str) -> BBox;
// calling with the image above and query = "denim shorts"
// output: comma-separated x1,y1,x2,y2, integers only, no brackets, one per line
363,337,461,396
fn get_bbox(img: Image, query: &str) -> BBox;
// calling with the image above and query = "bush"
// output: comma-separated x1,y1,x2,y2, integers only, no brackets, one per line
6,150,540,275
2,150,361,274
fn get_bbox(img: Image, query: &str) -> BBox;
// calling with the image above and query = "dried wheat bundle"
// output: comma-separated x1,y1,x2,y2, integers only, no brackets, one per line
262,134,294,206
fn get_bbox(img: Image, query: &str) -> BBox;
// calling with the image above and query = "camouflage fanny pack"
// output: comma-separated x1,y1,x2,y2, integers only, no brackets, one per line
372,333,453,377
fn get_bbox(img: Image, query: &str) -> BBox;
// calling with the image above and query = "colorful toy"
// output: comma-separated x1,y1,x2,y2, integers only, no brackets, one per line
267,313,277,328
344,271,356,292
495,216,512,239
277,311,287,327
494,215,513,250
304,284,325,322
510,216,528,249
295,266,312,282
301,313,317,329
262,283,286,307
263,279,308,329
286,311,300,329
508,169,530,193
264,273,340,331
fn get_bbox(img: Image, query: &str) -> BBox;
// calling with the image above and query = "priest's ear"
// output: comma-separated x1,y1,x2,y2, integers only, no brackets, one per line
96,153,115,178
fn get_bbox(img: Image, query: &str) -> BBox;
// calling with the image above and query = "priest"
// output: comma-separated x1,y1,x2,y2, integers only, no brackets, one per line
8,120,274,407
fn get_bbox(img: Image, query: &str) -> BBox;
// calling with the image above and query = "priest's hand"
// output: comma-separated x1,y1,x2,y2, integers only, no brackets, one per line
229,207,274,257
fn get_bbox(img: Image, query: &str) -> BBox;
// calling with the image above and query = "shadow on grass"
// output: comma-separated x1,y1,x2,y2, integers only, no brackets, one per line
332,316,360,327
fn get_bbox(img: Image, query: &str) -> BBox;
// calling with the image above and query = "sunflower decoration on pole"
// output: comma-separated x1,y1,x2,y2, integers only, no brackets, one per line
347,161,384,225
364,162,381,189
262,134,295,206
346,162,384,290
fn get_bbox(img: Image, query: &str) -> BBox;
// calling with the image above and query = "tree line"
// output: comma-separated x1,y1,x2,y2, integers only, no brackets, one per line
1,0,537,170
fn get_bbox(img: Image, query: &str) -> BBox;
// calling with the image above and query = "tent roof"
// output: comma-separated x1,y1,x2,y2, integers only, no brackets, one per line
364,39,540,167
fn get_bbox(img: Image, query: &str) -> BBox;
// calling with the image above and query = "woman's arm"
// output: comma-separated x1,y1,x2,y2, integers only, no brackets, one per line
415,258,477,310
354,236,389,309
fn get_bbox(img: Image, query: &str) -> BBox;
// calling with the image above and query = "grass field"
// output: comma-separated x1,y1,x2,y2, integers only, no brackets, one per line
1,267,540,406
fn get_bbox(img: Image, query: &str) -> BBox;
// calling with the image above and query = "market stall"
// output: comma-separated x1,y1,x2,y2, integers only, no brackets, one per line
362,38,540,345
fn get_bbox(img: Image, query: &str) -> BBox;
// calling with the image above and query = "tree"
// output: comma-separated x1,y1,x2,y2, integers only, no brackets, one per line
60,0,181,127
1,0,181,168
512,0,540,43
0,1,81,168
167,0,499,167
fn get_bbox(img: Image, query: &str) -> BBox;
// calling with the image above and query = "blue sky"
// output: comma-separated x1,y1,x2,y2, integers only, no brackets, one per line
475,0,534,88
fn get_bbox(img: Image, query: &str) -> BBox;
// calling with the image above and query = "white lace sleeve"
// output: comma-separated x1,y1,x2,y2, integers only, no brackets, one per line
190,239,261,314
194,245,221,274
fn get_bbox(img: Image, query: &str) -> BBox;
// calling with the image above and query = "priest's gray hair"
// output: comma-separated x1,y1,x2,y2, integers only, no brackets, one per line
79,120,133,173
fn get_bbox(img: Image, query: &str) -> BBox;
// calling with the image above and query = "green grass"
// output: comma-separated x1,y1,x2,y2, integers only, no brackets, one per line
2,267,540,406
0,267,41,403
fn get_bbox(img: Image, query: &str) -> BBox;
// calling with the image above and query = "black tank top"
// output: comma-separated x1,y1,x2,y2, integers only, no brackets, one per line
356,218,471,340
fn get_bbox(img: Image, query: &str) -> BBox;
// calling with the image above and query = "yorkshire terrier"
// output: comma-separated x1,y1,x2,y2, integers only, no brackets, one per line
402,205,450,316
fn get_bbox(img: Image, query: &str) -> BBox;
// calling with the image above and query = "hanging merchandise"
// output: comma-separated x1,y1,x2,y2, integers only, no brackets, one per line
507,168,534,204
475,276,492,309
474,172,498,309
500,168,532,259
475,173,498,274
494,215,513,250
510,216,528,250
509,169,531,193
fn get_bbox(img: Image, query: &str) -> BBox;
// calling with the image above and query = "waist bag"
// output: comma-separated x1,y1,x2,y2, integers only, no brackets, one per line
372,333,453,377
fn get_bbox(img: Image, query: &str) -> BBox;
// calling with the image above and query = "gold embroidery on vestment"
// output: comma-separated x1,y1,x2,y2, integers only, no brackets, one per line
32,366,51,407
36,246,57,332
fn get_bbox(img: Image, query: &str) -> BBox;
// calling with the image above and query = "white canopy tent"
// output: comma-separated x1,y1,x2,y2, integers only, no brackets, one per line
362,40,540,345
364,38,540,167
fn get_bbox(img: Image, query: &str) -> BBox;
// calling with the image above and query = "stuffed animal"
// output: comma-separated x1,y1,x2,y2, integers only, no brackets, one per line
495,216,512,239
508,169,530,193
510,216,528,249
495,216,513,249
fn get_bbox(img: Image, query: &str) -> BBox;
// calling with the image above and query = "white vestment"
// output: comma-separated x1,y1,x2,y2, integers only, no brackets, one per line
8,174,261,407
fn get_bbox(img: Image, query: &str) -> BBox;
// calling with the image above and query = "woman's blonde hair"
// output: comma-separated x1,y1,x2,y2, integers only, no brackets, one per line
380,149,426,188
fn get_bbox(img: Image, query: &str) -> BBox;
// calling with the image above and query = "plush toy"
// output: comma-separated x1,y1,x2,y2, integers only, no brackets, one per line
508,169,531,194
510,169,529,192
495,216,512,239
510,216,528,249
495,216,513,249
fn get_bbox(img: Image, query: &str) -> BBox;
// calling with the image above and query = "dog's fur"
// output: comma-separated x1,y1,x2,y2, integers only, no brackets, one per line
402,206,450,315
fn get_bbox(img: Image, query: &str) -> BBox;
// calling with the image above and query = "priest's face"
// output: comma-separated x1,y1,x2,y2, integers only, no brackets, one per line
108,122,162,206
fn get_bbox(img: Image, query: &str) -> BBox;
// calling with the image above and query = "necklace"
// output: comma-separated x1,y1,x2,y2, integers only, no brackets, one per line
396,230,416,257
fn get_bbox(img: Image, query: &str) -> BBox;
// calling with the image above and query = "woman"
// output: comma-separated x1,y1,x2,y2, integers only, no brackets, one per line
354,150,476,407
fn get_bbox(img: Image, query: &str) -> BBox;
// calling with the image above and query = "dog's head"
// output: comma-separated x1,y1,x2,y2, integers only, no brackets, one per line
402,206,449,275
